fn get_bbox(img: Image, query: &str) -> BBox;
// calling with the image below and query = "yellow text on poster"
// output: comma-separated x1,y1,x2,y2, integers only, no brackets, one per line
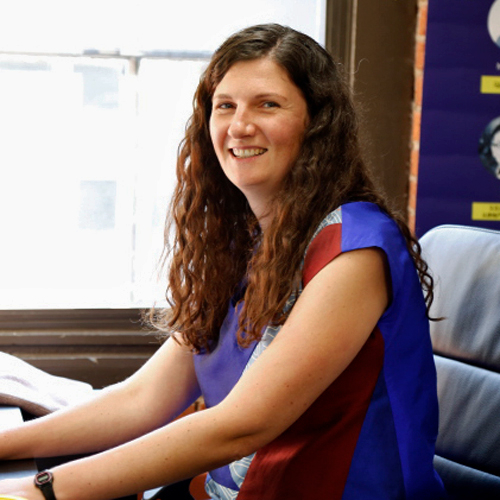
480,76,500,94
471,202,500,221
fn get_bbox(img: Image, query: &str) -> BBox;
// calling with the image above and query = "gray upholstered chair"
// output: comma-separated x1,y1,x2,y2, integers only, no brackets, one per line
420,224,500,500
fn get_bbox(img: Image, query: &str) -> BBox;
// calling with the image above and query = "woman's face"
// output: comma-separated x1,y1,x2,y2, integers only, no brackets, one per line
209,57,309,220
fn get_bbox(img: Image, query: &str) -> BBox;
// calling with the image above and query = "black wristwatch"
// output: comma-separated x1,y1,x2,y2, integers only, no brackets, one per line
34,470,57,500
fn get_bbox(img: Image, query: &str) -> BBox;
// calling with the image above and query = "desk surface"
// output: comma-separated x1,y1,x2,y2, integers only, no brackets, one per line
0,407,38,481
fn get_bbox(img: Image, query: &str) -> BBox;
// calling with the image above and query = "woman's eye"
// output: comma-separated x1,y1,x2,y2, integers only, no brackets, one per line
263,101,279,108
216,102,234,110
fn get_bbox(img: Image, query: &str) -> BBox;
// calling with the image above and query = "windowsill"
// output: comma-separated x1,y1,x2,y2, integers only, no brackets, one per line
0,308,147,330
0,309,162,388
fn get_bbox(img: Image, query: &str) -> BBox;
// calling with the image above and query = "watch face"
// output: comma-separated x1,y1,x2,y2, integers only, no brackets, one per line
35,470,53,486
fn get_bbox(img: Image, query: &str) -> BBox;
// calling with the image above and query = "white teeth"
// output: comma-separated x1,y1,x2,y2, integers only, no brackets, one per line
232,148,266,158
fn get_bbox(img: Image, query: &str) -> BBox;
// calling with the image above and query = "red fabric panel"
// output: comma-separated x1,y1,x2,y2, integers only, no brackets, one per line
238,220,384,499
303,224,342,286
238,328,385,499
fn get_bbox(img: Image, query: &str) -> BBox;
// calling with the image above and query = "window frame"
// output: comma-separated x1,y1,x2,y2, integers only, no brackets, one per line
326,0,417,217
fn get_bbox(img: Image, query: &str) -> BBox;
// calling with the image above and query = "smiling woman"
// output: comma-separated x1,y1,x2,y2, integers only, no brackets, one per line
210,58,309,223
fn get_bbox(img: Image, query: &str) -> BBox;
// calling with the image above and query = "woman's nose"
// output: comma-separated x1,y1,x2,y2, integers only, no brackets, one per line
228,109,256,138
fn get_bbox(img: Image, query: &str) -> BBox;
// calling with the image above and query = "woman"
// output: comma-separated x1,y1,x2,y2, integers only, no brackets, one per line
0,24,447,500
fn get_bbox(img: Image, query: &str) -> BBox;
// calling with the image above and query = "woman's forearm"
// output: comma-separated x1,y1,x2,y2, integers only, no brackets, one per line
45,406,253,500
0,339,201,461
0,401,247,500
0,381,178,460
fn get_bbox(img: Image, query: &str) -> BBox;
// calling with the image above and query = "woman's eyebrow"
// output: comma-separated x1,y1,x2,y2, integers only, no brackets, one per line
212,93,232,100
255,92,288,101
213,92,288,101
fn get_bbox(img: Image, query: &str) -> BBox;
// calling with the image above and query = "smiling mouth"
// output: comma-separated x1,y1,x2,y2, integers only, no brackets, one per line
230,148,267,158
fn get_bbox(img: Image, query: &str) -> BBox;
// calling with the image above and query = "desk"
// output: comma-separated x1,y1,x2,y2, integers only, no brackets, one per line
0,406,137,499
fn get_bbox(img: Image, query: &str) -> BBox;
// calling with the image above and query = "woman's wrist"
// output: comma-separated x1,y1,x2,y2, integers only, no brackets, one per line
0,476,44,500
33,471,56,500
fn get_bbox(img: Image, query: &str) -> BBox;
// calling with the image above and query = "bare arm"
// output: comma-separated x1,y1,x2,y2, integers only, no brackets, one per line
0,336,201,459
1,248,388,500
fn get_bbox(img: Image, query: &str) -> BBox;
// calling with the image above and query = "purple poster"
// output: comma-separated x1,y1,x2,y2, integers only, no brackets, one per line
416,0,500,236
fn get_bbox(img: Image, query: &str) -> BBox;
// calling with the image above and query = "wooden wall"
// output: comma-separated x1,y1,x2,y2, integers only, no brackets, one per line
327,0,419,217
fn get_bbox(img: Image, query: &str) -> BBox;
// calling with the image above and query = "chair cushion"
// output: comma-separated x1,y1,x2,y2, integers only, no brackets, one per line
434,455,500,500
420,225,500,372
434,356,500,475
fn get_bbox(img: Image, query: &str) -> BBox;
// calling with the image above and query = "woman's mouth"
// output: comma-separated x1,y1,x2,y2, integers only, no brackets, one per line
230,148,267,158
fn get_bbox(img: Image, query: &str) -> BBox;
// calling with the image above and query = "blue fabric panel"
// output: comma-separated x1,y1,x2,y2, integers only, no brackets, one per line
193,303,257,490
342,370,405,500
341,203,446,499
194,304,256,409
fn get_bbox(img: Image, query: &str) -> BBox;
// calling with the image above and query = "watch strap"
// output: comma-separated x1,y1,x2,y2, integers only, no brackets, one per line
34,470,57,500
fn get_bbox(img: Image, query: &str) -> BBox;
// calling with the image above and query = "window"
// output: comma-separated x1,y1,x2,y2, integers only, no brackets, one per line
0,0,326,311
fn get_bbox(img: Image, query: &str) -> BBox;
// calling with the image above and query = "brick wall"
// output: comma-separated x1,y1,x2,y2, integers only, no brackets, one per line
408,0,428,232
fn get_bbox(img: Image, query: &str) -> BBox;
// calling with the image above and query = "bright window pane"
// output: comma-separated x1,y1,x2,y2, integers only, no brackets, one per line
133,58,209,307
0,56,134,307
0,55,205,308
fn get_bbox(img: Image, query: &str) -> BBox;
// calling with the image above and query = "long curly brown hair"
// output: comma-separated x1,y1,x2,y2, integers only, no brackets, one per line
151,24,435,352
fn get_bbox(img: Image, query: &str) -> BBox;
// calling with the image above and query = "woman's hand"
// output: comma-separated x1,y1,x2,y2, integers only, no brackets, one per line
0,476,42,500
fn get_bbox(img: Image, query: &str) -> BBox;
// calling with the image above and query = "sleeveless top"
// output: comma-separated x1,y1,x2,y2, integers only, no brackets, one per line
193,202,448,500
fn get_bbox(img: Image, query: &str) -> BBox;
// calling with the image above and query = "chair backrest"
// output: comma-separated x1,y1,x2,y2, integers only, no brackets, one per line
420,224,500,500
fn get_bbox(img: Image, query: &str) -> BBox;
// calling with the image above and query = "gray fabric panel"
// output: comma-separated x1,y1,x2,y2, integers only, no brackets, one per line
435,355,500,476
420,225,500,372
434,455,500,500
